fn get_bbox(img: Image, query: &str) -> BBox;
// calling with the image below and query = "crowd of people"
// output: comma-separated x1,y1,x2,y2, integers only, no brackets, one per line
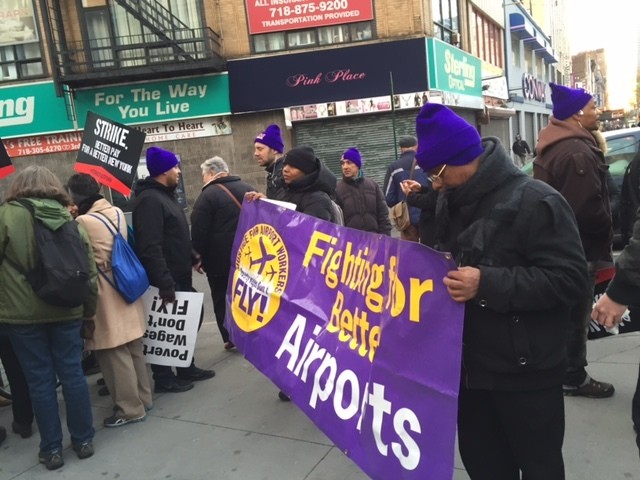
0,82,638,477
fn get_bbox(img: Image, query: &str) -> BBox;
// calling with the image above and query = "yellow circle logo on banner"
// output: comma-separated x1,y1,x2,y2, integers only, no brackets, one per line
231,224,288,332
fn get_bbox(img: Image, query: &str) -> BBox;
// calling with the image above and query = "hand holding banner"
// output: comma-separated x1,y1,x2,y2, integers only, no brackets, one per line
226,200,464,480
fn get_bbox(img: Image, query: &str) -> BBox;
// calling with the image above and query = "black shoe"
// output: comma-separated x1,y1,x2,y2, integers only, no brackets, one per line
97,377,106,386
12,421,32,438
278,391,291,402
154,378,194,393
563,377,615,398
98,386,110,397
177,366,215,382
72,441,94,459
39,450,64,470
0,426,6,446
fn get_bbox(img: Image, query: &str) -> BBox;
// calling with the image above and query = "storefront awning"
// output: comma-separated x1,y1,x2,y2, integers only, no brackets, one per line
510,13,535,40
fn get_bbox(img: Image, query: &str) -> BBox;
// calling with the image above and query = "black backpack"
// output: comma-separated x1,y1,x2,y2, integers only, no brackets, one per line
619,157,640,244
3,200,91,308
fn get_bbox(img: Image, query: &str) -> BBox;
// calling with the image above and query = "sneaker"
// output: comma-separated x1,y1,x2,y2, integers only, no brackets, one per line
154,378,194,393
12,421,33,438
72,441,94,459
103,414,145,428
176,366,215,382
563,377,615,398
224,341,236,351
39,450,64,470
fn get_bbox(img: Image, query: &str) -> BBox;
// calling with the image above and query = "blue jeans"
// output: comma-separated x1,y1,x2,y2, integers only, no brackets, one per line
7,320,94,453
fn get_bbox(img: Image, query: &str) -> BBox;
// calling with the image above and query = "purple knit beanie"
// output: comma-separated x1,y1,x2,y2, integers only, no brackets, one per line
415,104,483,171
146,147,179,177
341,147,362,168
254,124,284,153
549,83,593,120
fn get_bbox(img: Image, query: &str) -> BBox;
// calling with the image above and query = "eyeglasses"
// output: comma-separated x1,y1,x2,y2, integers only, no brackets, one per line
427,164,447,183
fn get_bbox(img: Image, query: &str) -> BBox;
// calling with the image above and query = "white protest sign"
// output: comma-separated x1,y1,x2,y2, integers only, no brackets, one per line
141,286,203,367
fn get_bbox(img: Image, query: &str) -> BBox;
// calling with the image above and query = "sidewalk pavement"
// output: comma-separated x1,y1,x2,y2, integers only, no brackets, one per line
1,273,639,479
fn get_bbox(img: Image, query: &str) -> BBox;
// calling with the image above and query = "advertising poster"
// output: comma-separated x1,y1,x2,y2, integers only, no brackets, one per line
226,200,464,480
141,286,203,367
245,0,374,34
3,132,82,157
75,111,146,196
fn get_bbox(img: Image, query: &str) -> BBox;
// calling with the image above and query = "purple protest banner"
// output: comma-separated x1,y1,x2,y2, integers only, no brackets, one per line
226,200,464,480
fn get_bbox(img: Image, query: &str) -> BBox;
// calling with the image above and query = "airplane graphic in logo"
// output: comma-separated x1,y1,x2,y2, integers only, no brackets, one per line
248,237,276,276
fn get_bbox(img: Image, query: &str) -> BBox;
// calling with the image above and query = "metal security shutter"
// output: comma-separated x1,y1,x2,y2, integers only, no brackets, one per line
481,118,510,147
293,110,419,188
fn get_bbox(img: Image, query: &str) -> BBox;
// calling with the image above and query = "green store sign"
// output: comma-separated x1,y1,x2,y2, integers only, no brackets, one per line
0,81,75,139
74,73,230,127
427,38,482,98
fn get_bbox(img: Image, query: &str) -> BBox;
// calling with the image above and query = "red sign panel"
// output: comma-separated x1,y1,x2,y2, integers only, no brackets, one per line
246,0,374,34
3,132,82,158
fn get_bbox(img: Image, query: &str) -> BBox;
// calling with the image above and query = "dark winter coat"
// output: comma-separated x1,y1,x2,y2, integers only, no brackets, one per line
191,176,255,276
335,175,391,234
533,118,613,262
282,159,337,222
418,137,588,391
383,150,429,225
266,157,285,200
132,177,194,290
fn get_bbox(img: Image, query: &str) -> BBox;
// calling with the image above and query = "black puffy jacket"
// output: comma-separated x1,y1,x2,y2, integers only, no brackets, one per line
281,159,337,222
132,178,193,289
419,138,589,391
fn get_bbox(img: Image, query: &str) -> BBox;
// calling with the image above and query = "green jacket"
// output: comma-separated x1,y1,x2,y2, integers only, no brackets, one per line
0,198,98,324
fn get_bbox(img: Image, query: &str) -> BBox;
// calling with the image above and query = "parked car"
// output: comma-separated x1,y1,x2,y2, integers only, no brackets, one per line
603,127,640,248
603,127,640,186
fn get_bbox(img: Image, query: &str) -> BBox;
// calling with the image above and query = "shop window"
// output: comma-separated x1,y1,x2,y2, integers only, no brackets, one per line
252,21,374,53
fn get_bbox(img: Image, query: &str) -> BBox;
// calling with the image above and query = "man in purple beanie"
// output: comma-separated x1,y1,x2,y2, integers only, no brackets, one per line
254,124,285,199
335,147,391,234
132,146,215,393
534,83,615,399
402,103,588,479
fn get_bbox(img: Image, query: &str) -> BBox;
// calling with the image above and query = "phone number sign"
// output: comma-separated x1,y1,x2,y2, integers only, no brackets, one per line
246,0,373,34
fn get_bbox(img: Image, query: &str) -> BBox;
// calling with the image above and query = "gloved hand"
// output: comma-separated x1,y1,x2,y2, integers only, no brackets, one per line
159,286,176,304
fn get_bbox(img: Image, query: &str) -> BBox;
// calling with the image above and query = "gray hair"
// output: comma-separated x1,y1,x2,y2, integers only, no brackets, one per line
200,156,229,175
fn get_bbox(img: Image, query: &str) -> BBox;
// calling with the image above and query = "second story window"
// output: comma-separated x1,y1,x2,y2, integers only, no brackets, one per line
252,21,374,53
432,0,459,45
0,0,45,82
469,6,504,69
